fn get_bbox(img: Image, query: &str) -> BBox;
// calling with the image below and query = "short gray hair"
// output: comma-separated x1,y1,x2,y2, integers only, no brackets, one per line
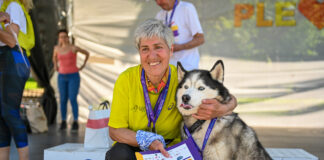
135,19,174,50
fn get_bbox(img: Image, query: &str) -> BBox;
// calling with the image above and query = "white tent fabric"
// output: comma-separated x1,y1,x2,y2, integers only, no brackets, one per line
52,0,324,127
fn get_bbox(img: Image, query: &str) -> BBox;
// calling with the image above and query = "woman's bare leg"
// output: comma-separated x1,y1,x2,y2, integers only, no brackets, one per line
0,146,10,160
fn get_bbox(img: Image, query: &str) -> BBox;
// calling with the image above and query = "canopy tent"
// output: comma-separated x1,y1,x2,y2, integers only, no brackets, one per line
52,0,324,127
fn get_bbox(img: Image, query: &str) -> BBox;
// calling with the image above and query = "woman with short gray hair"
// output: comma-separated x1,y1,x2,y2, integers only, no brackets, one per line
105,19,237,160
134,19,174,50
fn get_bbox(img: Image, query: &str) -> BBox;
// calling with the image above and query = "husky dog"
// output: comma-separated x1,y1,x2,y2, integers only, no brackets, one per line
176,60,272,160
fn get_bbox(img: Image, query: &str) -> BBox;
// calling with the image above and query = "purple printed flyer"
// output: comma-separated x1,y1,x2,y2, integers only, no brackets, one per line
135,138,202,160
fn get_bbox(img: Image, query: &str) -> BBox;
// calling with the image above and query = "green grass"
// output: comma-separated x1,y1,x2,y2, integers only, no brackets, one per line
24,78,41,89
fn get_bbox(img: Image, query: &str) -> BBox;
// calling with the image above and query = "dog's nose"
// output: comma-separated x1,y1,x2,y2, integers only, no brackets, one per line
182,94,191,104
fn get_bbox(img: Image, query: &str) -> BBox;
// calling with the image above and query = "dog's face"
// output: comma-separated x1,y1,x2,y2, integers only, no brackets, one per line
176,60,230,116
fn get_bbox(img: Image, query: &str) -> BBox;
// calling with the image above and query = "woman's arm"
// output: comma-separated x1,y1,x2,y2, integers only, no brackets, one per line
193,94,237,120
173,33,204,52
109,127,170,157
109,127,138,146
74,46,89,70
0,22,19,48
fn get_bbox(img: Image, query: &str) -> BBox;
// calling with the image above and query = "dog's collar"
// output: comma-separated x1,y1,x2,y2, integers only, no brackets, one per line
188,120,206,134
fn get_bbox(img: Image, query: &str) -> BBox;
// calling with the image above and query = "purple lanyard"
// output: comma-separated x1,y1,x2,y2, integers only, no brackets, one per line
141,68,171,129
165,0,178,27
184,118,217,155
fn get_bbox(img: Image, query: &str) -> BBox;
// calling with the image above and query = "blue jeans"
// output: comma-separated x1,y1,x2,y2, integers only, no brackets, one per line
58,72,80,121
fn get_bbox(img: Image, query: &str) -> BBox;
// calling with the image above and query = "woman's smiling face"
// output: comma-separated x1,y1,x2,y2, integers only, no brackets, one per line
139,36,173,80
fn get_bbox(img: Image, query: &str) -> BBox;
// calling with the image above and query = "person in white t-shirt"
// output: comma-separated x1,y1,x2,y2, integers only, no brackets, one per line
0,0,34,160
155,0,205,71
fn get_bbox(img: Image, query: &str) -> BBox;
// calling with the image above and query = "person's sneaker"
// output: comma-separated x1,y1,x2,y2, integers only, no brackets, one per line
71,121,79,131
60,121,67,130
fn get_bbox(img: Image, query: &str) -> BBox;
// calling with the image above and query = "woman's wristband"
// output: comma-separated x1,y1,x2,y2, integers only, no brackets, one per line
136,130,166,151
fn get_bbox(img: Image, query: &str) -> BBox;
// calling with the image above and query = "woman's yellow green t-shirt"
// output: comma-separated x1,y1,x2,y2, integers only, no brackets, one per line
108,64,182,146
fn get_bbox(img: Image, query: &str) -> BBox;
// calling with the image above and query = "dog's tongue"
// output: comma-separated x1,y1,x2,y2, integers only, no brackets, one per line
180,104,192,109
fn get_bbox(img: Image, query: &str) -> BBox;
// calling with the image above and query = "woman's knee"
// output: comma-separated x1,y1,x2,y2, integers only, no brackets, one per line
105,143,138,160
0,119,11,147
0,114,28,148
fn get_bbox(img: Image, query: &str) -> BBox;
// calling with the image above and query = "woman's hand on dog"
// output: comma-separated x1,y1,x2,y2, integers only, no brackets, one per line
193,95,237,120
149,140,170,158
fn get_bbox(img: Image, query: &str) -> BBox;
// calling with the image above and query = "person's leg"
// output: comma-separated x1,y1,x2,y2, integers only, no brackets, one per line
68,73,80,121
0,93,11,160
68,73,80,130
1,89,28,147
105,143,141,160
1,48,30,160
0,105,11,160
17,146,29,160
0,47,11,160
58,74,68,121
0,147,10,160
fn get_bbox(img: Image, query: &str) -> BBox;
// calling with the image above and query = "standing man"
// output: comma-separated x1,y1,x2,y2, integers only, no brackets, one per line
155,0,205,71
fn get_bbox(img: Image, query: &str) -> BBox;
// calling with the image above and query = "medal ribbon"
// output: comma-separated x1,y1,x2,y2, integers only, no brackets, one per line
184,118,217,156
141,67,171,130
165,0,178,27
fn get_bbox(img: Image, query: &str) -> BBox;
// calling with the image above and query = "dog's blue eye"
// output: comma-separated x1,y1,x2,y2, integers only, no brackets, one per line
198,86,205,91
184,85,188,89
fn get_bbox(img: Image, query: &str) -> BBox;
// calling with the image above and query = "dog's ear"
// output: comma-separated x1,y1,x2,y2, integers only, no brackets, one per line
177,61,186,82
210,60,224,83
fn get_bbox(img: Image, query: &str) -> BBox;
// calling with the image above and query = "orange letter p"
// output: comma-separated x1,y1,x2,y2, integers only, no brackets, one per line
234,4,254,27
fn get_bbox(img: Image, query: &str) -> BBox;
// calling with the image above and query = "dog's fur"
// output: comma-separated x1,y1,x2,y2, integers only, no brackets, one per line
176,60,272,160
